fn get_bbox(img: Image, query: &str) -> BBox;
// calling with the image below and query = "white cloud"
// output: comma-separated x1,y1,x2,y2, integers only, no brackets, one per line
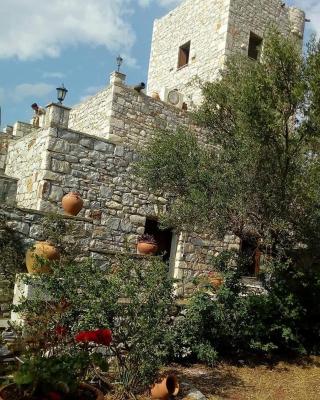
291,1,320,37
42,72,66,79
138,0,182,8
0,0,135,60
10,83,55,103
80,85,104,102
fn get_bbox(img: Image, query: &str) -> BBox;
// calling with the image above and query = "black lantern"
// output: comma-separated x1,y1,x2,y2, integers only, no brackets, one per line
116,55,123,72
56,84,68,104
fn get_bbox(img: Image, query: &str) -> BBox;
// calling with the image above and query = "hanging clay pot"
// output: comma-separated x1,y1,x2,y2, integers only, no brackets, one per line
61,191,84,216
137,242,158,255
26,241,60,274
151,375,179,400
151,91,161,100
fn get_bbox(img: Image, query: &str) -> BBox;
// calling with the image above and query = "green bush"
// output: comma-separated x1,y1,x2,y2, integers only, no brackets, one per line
13,254,174,399
169,254,320,363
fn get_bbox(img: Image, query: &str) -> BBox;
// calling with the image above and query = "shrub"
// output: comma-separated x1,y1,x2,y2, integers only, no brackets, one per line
13,254,174,399
0,215,24,285
169,253,320,364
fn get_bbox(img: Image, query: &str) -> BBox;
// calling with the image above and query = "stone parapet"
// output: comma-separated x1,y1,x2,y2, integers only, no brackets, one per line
13,121,38,138
69,78,208,149
45,103,71,129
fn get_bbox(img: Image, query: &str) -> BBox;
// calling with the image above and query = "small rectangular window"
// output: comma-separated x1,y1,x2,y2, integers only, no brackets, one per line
178,41,191,68
248,32,263,61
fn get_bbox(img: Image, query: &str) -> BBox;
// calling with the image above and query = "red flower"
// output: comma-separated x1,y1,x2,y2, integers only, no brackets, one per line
95,329,112,346
47,392,62,400
75,329,112,346
55,325,67,337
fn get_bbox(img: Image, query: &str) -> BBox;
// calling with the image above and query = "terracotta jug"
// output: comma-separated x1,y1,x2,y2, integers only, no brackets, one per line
62,192,83,216
151,375,179,400
26,241,60,274
137,242,158,255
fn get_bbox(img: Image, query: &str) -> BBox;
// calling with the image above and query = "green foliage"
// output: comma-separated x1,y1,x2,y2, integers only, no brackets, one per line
39,213,83,262
13,254,174,399
0,215,24,286
106,256,174,398
137,31,320,255
170,255,320,363
14,353,90,395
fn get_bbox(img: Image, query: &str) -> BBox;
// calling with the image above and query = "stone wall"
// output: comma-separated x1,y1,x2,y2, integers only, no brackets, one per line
5,130,49,209
0,134,10,172
0,174,17,204
69,76,208,149
68,86,113,139
12,121,39,139
226,0,305,55
0,204,95,321
37,126,168,253
147,0,230,106
3,123,239,281
147,0,305,107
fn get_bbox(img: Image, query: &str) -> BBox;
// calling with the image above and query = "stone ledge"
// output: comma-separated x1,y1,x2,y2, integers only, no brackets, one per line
0,174,18,181
0,203,93,223
89,248,150,258
62,127,121,147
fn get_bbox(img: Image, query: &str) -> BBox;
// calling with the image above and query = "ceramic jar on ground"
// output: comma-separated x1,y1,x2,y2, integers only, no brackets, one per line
151,375,179,400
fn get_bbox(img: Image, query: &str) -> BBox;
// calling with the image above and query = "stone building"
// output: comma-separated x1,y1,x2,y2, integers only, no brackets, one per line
147,0,305,106
0,0,305,321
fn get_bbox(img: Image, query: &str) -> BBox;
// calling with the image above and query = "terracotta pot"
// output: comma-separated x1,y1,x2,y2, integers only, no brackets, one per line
151,375,179,400
62,192,84,216
209,275,223,289
26,241,60,274
137,242,158,255
0,383,104,400
151,91,160,100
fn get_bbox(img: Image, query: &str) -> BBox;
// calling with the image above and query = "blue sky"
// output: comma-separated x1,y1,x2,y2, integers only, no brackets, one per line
0,0,318,128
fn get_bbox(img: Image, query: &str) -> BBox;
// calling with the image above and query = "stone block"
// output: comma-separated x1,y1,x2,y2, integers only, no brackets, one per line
49,185,64,202
105,201,122,210
48,138,70,153
100,186,113,199
79,138,94,149
102,217,121,230
130,215,146,225
51,159,71,174
58,130,79,143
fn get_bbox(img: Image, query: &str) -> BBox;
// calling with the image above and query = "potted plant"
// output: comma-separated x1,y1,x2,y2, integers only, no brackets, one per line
4,261,112,400
0,320,111,400
137,234,158,255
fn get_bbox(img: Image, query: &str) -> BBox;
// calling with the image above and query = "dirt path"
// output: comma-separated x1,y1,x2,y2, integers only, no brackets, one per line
166,357,320,400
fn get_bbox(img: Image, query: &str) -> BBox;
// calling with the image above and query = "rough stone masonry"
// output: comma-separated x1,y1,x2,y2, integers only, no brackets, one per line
0,0,305,303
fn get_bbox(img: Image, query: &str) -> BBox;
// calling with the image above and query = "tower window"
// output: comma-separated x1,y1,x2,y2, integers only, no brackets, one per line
178,41,191,68
248,32,263,60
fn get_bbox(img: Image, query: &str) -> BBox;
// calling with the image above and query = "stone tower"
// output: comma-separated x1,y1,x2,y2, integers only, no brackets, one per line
147,0,305,107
